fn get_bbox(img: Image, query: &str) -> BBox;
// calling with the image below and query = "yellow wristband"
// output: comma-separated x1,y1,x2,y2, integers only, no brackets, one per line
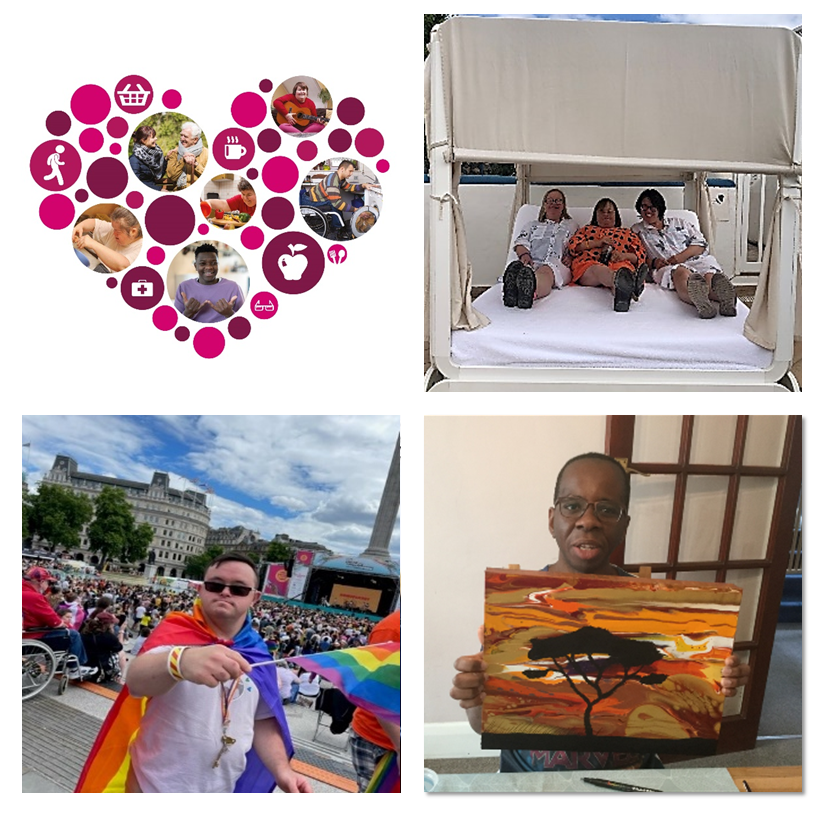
167,646,189,681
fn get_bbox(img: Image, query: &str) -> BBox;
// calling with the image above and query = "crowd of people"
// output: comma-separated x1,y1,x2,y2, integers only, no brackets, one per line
503,188,738,317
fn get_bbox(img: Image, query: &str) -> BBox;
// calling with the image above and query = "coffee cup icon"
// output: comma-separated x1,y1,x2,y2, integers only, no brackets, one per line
224,142,247,160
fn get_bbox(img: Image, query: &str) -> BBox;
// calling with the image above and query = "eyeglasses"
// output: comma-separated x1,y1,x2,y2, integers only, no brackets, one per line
545,199,564,205
555,496,626,524
203,581,255,597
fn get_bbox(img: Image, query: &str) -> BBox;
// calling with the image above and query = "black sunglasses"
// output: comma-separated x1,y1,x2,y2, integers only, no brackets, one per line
203,581,255,597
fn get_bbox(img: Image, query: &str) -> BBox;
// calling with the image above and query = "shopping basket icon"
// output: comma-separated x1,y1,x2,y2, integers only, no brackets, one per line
117,83,150,107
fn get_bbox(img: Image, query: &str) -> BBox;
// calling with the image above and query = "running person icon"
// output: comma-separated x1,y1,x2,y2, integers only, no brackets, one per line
44,145,66,186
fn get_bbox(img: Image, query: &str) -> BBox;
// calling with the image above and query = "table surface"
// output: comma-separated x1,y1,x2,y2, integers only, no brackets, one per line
428,766,802,793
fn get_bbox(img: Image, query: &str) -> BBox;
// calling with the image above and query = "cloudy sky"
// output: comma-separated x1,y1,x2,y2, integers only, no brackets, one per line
475,14,800,28
22,416,400,560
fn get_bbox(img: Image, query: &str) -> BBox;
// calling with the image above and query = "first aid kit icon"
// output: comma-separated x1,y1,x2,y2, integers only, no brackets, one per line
132,279,153,297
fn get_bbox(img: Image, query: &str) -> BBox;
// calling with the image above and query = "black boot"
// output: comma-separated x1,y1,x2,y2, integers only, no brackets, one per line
613,268,635,312
515,265,537,309
502,260,523,308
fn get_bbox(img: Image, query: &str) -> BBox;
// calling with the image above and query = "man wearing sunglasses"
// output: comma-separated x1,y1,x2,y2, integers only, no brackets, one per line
77,553,312,793
450,452,750,773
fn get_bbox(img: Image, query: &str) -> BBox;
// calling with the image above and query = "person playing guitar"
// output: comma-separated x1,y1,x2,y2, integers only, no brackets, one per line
272,82,328,135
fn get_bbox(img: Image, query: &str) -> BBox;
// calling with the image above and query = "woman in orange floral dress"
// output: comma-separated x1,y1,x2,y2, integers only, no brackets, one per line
567,198,648,312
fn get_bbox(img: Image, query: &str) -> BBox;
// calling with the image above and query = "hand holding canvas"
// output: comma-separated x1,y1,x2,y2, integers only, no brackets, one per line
721,654,750,696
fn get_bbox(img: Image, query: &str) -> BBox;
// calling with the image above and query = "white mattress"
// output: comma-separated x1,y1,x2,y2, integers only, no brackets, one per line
450,284,773,370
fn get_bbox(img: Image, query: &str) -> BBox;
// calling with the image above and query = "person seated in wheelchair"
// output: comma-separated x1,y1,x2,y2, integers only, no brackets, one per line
81,611,126,683
306,160,378,216
22,567,97,680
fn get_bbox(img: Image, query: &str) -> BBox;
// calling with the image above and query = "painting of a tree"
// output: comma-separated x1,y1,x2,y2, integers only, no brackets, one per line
481,568,742,755
523,626,668,737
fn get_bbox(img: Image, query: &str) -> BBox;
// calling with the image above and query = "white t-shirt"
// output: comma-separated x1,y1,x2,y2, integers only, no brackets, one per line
90,219,143,271
129,646,273,793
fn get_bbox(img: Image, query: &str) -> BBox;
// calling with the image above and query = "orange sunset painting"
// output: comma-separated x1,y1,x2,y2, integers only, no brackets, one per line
482,568,742,755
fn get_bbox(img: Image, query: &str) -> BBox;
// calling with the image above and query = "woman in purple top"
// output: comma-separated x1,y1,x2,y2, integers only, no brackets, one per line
174,244,245,323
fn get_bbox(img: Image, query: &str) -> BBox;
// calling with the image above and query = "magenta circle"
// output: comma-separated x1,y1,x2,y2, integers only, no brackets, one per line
126,191,144,209
145,196,196,245
152,305,178,331
31,141,82,191
70,84,111,125
106,277,118,289
247,168,259,180
297,140,318,162
115,76,154,113
262,197,294,230
377,159,390,173
337,97,365,126
214,127,256,170
39,194,75,230
79,128,104,152
228,316,251,340
240,226,265,250
327,128,352,153
86,157,129,199
46,111,71,136
107,116,129,138
249,291,279,320
355,128,384,158
193,327,225,359
147,246,165,265
75,189,89,203
262,230,325,295
198,223,210,235
231,92,268,128
257,129,281,153
262,156,299,194
162,89,182,108
110,143,122,155
120,266,165,310
259,79,273,93
175,326,190,341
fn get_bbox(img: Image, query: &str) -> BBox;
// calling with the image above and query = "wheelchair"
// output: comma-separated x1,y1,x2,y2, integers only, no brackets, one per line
299,190,380,241
22,635,78,700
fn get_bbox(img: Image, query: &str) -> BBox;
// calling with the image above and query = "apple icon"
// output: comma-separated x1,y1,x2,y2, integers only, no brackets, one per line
278,244,308,280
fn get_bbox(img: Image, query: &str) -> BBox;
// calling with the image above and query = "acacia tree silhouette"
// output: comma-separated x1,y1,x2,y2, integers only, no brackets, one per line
523,626,668,737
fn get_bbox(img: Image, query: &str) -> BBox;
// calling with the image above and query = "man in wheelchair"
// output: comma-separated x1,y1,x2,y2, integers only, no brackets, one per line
23,567,97,681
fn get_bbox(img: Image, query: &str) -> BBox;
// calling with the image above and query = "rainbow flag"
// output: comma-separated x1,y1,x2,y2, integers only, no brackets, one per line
75,602,291,793
365,750,400,793
288,641,400,725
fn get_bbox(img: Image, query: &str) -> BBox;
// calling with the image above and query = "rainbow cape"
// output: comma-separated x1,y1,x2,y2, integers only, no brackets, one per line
288,641,400,725
365,750,400,793
75,601,291,793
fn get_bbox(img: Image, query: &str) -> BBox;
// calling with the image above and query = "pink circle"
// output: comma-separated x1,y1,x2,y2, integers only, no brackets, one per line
46,111,71,136
39,194,75,230
153,305,178,331
193,327,225,359
327,128,352,153
247,168,259,180
377,159,390,173
31,141,82,191
337,97,365,125
114,76,153,113
249,291,279,320
355,128,384,157
214,127,256,171
107,117,129,138
75,189,89,203
261,197,294,230
259,79,273,93
70,84,111,125
110,143,122,155
241,226,265,250
126,191,144,209
257,129,281,153
231,92,268,127
175,326,190,342
297,140,317,161
162,89,182,109
198,223,210,235
147,246,165,265
106,277,118,289
228,316,252,339
262,156,299,193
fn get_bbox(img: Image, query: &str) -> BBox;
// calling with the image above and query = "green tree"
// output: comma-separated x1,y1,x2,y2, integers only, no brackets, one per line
27,484,93,551
124,521,154,564
87,486,139,568
184,545,225,579
265,539,293,565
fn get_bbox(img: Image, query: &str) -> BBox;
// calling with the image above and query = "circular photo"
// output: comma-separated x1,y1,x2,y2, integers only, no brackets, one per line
271,76,332,137
299,158,382,241
200,174,257,230
129,113,209,192
72,203,143,273
167,241,249,323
